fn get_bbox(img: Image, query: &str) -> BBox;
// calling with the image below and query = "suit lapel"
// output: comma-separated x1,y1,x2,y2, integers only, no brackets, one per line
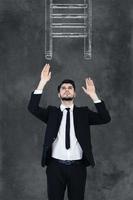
55,107,63,136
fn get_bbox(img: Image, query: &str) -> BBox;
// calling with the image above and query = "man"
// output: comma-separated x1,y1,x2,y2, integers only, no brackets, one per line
28,63,111,200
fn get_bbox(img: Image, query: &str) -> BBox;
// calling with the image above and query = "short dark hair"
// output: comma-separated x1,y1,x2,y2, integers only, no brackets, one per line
57,79,76,92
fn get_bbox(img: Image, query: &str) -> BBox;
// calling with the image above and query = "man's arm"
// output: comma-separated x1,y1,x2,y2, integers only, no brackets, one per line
87,100,111,125
27,64,51,123
82,77,111,125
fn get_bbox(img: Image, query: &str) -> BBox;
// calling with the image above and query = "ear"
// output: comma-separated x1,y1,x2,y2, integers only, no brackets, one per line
74,92,76,98
58,93,60,98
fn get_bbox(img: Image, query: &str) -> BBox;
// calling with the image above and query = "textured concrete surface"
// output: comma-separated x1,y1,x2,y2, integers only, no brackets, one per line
0,0,133,200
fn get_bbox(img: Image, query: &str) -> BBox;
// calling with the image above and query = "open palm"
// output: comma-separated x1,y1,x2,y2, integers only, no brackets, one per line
82,78,96,96
41,63,51,82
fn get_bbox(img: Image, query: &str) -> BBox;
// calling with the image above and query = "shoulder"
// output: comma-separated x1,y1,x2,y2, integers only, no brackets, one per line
74,106,88,112
75,105,88,109
47,105,59,111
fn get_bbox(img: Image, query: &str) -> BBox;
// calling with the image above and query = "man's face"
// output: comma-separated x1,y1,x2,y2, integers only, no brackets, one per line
58,83,76,101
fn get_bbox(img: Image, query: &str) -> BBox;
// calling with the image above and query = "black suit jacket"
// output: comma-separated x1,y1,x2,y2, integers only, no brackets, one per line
28,92,111,168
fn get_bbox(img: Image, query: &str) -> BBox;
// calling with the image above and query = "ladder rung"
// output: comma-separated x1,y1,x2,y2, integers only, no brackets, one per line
52,33,87,38
51,4,88,9
52,23,86,28
52,25,86,28
51,14,88,19
52,23,86,26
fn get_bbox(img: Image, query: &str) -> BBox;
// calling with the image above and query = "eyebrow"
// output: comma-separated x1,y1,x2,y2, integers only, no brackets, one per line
61,86,73,89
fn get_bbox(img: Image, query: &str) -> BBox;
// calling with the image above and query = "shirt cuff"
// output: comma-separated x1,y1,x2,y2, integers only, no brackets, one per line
93,99,102,103
34,90,43,94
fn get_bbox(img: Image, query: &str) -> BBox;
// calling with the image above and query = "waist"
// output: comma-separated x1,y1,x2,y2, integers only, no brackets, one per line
51,157,83,165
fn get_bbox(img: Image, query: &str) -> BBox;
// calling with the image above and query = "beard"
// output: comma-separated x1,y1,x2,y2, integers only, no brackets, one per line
61,96,74,101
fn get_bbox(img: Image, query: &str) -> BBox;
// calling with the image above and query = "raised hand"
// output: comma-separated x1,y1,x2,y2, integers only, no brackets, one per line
36,64,51,90
82,78,95,94
41,63,51,83
82,78,99,101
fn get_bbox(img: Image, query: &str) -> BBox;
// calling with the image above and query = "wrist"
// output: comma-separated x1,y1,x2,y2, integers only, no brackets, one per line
89,93,100,101
36,79,47,90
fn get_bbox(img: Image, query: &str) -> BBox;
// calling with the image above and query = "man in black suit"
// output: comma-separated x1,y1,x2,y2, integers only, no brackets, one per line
28,63,111,200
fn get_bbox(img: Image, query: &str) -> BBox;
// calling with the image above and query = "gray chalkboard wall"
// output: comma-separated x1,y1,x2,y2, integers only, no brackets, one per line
1,0,133,200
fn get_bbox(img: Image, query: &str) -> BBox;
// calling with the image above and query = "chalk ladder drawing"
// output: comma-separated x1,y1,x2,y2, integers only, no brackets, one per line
45,0,92,60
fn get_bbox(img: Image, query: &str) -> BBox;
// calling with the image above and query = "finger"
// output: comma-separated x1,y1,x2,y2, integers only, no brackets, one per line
49,71,51,77
86,77,92,81
85,78,88,86
46,63,50,69
87,78,93,85
87,77,92,81
86,79,90,89
90,79,94,85
86,78,91,87
43,64,48,71
82,86,87,94
44,64,50,72
46,64,50,71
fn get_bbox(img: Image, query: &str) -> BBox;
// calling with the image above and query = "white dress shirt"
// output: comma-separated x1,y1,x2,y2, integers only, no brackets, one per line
33,89,101,160
51,104,83,160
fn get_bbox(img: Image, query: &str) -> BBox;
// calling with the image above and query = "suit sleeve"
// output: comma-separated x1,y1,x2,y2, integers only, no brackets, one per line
88,100,111,125
27,91,50,123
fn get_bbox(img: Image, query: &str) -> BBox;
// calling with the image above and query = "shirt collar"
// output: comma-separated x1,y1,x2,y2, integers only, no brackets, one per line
60,104,74,112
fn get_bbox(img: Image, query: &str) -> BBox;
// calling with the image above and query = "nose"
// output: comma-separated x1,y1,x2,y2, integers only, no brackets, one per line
64,88,69,91
65,89,70,94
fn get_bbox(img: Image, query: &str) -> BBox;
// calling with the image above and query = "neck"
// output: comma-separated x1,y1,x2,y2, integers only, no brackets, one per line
61,100,74,107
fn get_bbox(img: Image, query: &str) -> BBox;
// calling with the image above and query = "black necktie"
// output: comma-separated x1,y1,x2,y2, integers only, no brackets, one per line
65,108,70,149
